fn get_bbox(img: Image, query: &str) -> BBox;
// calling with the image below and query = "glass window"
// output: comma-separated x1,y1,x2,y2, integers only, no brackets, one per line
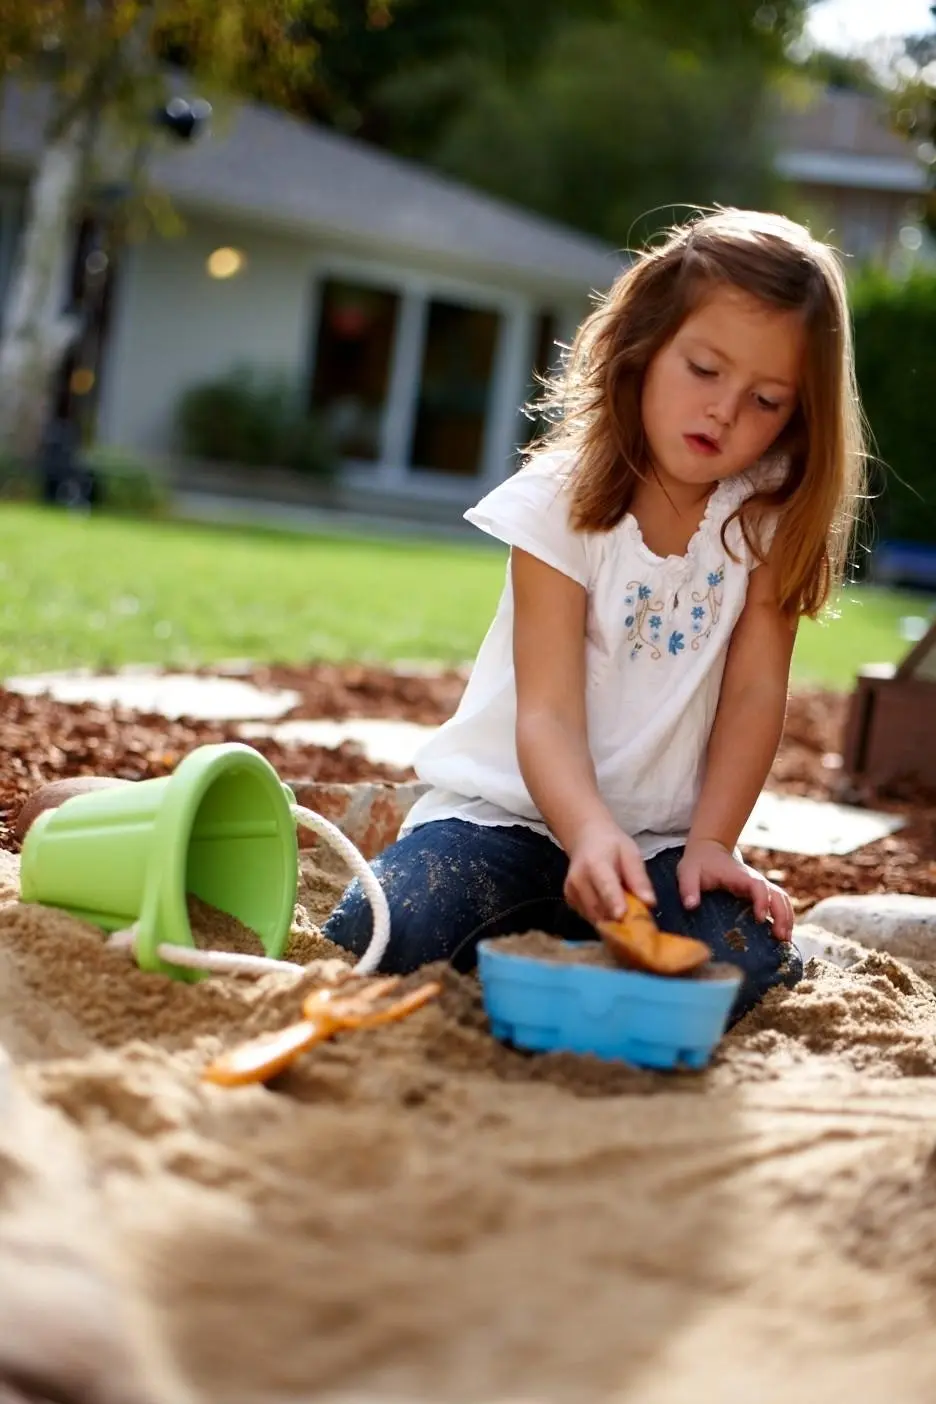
310,279,399,461
411,299,500,476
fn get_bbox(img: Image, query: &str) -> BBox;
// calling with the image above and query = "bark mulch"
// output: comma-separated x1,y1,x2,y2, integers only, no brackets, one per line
1,670,932,914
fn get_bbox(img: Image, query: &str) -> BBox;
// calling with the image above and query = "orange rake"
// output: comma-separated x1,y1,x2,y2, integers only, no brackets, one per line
202,976,441,1087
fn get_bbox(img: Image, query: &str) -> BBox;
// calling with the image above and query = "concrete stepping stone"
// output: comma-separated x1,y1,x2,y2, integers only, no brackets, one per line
801,894,936,962
240,717,436,769
739,790,905,856
6,669,300,721
792,922,870,971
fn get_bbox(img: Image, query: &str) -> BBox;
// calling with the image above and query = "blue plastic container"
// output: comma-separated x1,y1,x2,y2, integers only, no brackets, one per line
478,940,741,1070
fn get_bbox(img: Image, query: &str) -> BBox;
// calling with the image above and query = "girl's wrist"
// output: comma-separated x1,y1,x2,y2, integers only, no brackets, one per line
555,805,621,856
685,833,733,853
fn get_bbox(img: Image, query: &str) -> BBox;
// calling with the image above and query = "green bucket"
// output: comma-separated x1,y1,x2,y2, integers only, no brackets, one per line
19,743,298,981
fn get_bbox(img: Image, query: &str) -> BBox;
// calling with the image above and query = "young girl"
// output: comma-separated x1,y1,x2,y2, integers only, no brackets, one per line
323,208,865,1022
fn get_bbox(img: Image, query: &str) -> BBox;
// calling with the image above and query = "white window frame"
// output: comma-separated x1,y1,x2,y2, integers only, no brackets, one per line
306,252,575,500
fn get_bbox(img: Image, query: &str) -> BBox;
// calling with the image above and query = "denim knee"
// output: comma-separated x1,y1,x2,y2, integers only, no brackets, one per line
321,819,573,975
645,846,803,1025
322,875,374,962
716,914,803,1024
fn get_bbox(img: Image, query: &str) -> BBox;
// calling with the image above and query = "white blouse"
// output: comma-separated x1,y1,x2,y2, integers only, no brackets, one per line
402,450,780,860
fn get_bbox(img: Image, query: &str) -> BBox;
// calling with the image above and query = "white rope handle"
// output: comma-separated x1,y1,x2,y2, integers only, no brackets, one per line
104,801,390,979
105,925,306,976
289,804,390,976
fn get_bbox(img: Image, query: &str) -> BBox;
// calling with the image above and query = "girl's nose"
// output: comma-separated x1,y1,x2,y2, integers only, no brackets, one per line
708,390,740,427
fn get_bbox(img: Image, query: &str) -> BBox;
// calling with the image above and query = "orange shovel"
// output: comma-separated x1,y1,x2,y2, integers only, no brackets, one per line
597,892,711,977
202,976,441,1087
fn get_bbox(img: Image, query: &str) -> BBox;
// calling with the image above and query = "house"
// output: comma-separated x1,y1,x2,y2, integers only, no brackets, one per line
773,84,931,268
0,79,928,524
0,83,618,523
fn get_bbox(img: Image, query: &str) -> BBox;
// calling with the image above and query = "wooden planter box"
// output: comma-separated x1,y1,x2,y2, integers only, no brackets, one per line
841,621,936,788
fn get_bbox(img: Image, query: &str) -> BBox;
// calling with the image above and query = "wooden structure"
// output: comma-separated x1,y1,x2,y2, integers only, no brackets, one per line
842,619,936,789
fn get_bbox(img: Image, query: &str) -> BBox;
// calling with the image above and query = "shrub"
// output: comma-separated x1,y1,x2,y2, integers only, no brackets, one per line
0,443,167,516
175,364,335,476
852,267,936,547
85,445,169,517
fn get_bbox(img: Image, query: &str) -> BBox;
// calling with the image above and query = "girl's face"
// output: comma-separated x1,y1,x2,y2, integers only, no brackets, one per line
640,283,805,495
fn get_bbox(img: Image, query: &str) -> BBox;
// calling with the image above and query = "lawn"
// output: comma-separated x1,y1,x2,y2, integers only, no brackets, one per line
0,503,931,689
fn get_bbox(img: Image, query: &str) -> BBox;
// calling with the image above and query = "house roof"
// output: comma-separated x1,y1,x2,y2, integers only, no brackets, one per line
0,83,619,295
774,85,926,194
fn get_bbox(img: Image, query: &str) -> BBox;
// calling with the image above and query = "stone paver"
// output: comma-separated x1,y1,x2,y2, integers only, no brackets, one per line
793,922,869,971
5,670,299,721
239,717,436,769
738,790,905,857
802,894,936,961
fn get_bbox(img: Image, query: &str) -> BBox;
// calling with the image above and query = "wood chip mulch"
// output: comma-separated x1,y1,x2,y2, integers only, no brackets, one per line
1,670,932,914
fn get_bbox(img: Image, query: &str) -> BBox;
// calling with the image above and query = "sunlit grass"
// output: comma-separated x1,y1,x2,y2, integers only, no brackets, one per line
0,504,930,689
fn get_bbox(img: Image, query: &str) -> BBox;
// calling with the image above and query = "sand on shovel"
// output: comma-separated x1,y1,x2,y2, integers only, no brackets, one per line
3,850,936,1403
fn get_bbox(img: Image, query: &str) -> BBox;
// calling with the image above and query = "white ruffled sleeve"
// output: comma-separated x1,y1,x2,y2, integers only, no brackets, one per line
464,452,593,588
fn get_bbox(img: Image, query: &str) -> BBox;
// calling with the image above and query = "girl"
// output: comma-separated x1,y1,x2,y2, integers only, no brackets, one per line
323,208,866,1022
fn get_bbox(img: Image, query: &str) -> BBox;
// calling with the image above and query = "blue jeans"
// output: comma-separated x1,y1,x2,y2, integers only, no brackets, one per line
323,819,802,1025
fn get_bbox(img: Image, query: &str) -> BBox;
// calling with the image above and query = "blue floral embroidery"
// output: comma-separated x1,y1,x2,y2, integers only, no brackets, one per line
624,579,665,660
625,559,726,662
690,562,725,650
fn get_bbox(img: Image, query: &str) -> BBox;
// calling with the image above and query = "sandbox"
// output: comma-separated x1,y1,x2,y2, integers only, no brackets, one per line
3,841,936,1404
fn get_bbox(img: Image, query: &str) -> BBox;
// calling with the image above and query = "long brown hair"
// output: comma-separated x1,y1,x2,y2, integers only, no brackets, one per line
529,209,867,618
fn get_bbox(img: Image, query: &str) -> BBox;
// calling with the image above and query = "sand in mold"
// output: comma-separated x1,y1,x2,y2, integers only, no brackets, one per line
2,848,936,1403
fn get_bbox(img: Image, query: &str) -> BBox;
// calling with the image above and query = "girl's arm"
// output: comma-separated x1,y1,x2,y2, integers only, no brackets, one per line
511,548,656,923
680,542,797,936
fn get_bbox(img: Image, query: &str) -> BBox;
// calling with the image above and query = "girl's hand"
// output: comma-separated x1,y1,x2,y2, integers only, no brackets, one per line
677,838,794,942
564,819,657,927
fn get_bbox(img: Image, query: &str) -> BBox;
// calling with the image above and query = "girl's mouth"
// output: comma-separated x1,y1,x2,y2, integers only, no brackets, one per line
684,433,721,456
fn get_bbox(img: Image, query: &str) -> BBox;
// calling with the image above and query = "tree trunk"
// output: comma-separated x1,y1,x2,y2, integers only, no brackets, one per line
0,115,88,463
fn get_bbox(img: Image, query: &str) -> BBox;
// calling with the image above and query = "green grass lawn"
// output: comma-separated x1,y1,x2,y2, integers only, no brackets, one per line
0,503,931,690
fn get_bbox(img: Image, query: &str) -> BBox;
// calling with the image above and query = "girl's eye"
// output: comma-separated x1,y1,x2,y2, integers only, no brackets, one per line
755,394,782,412
687,361,716,378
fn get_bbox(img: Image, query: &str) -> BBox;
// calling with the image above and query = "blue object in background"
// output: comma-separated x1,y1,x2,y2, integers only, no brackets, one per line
873,540,936,592
478,940,741,1071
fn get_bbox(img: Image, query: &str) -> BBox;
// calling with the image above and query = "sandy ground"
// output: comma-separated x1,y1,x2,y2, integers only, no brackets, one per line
2,848,936,1404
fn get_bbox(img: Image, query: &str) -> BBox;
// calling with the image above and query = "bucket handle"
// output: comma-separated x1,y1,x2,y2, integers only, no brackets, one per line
106,802,391,979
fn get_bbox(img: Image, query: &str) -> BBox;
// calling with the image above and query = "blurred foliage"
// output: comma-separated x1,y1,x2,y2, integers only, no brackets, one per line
0,0,335,140
799,47,882,95
232,0,812,244
175,364,336,476
891,6,936,235
379,26,788,247
852,267,936,546
85,445,170,516
0,444,168,516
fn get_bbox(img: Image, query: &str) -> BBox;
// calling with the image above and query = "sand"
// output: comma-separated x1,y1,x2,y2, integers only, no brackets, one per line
3,853,936,1403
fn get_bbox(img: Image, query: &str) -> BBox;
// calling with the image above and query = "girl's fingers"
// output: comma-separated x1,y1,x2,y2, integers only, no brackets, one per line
754,881,772,924
615,850,656,908
677,862,701,911
563,873,592,923
578,874,616,926
721,867,769,921
768,886,794,942
594,868,628,921
566,867,625,926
